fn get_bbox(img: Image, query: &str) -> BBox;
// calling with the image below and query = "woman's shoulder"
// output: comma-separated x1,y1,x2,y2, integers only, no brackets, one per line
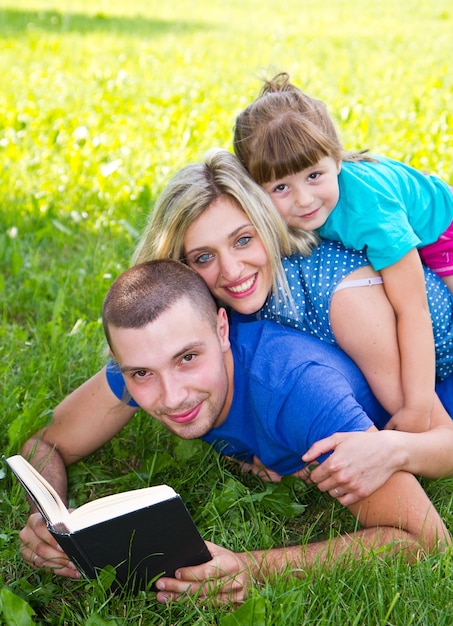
280,241,371,309
283,240,370,271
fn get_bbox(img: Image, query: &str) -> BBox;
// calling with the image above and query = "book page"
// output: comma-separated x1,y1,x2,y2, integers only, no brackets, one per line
5,455,70,527
6,454,177,533
67,484,177,531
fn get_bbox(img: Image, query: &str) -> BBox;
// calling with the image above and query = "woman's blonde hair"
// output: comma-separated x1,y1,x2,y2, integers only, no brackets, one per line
133,148,317,309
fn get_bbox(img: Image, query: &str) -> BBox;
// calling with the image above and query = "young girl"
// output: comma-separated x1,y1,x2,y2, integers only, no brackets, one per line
233,73,453,433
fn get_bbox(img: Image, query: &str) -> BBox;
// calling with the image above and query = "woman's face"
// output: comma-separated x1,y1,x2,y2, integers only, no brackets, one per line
183,196,272,314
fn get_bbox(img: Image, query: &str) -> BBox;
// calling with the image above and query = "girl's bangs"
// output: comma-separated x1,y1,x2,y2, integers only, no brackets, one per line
250,125,330,184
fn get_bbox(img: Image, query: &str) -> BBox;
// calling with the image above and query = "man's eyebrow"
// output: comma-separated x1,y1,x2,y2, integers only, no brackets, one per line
119,341,208,373
120,365,146,374
184,223,254,255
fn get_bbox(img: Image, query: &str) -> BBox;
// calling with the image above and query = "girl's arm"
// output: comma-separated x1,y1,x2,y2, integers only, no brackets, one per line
380,249,435,432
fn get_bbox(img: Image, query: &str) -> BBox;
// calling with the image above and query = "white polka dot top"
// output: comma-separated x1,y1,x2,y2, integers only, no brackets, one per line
258,241,453,381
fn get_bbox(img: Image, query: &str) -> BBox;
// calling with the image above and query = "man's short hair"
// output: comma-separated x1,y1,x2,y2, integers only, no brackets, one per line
102,259,218,349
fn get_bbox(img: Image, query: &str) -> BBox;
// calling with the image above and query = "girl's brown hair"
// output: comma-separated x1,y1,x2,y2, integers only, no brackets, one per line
234,72,372,185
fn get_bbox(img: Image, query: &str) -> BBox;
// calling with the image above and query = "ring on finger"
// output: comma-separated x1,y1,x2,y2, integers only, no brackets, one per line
32,542,42,567
334,487,342,497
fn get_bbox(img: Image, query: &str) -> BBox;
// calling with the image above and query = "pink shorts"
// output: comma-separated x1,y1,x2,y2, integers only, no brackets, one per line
419,213,453,278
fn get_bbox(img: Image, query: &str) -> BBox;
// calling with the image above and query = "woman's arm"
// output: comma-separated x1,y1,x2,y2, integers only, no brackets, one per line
22,366,138,467
153,470,449,604
301,394,453,505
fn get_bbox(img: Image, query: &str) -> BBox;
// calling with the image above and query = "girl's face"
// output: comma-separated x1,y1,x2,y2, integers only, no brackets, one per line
262,156,341,231
183,196,272,315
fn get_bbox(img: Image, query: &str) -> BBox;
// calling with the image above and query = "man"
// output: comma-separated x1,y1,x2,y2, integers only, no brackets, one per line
19,260,450,604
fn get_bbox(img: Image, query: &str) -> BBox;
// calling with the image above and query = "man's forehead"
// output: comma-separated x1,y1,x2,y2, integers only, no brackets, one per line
110,301,217,364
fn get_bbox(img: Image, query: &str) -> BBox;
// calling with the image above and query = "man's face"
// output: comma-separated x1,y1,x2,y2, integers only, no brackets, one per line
109,298,232,439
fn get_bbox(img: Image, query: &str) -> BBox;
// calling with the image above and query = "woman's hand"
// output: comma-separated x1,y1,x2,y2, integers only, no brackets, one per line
302,430,399,505
240,455,283,482
19,512,81,578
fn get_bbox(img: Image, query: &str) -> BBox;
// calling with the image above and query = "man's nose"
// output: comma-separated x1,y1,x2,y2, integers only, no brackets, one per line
159,373,189,410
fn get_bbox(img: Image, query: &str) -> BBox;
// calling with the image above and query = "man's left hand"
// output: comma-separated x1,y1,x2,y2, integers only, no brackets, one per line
155,541,251,605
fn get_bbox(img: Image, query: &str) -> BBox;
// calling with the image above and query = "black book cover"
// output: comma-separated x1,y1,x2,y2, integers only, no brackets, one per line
49,495,212,592
4,454,211,593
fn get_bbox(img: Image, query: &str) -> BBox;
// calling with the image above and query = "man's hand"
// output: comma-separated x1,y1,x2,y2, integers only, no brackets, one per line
19,513,81,578
155,541,252,605
301,430,399,505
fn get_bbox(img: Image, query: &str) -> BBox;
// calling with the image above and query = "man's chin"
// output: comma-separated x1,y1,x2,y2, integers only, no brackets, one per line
166,420,211,440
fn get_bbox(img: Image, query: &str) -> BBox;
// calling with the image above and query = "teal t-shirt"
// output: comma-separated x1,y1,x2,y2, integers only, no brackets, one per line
318,157,453,270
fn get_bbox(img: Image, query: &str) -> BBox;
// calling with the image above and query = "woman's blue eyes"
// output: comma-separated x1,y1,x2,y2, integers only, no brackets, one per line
193,236,252,264
236,236,251,247
196,252,213,264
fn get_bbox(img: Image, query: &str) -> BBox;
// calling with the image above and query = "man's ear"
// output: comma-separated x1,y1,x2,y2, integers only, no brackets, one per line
337,160,342,174
216,308,231,352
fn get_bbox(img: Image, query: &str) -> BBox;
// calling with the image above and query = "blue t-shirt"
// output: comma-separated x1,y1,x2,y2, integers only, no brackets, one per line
318,157,453,270
259,241,453,381
106,318,389,475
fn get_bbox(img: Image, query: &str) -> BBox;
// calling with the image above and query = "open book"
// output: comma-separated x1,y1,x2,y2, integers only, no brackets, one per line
6,454,212,592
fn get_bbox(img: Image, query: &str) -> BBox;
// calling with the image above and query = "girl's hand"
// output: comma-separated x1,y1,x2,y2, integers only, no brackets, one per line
384,406,430,432
19,512,81,578
247,455,283,482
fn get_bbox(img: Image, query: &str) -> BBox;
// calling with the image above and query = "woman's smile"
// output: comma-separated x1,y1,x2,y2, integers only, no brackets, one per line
221,273,258,296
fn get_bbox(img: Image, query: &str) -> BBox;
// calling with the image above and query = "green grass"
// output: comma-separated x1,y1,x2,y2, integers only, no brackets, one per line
1,0,453,623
